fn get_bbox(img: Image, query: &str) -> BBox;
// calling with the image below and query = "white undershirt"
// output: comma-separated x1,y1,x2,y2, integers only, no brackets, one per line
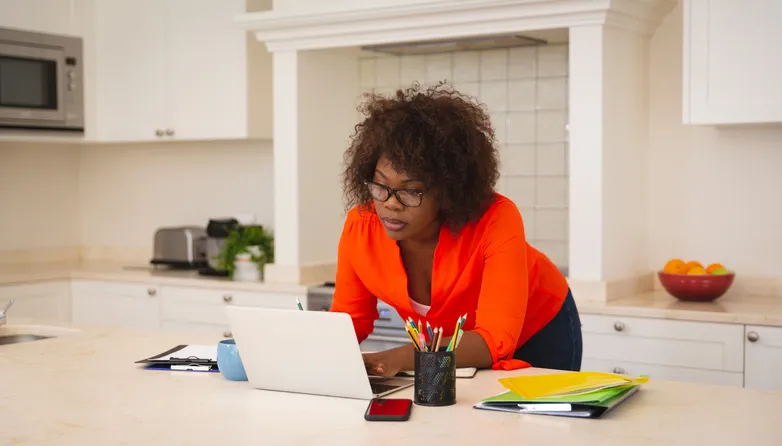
410,298,431,316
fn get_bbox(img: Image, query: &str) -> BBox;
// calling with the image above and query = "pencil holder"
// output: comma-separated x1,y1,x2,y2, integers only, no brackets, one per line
413,349,456,407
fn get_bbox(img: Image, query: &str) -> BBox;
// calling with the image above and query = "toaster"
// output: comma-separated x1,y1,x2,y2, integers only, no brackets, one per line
150,226,208,268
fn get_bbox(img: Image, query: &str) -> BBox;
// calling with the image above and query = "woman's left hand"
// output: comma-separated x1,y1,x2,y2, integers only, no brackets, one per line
362,350,406,377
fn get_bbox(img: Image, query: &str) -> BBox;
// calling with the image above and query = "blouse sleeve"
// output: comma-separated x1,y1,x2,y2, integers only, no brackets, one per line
470,202,530,364
329,210,378,343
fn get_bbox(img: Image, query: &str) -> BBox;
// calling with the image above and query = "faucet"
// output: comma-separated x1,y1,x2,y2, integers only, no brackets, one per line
0,299,14,326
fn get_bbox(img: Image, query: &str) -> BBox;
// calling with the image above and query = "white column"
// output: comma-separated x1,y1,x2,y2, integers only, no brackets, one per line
266,48,360,284
568,25,605,284
270,50,300,268
568,25,650,301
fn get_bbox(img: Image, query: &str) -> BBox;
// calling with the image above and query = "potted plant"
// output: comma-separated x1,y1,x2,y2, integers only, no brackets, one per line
218,225,274,281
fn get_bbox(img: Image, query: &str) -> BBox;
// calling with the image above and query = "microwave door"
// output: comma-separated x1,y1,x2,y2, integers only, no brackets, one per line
0,42,66,124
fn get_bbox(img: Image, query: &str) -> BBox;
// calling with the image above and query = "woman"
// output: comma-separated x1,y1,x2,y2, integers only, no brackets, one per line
330,82,582,377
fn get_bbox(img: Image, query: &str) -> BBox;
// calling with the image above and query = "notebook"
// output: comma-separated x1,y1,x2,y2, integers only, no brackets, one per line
474,384,640,418
497,371,649,399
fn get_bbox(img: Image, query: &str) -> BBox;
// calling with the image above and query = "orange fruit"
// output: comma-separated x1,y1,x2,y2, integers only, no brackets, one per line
682,260,703,273
687,266,707,275
706,263,725,274
663,259,686,274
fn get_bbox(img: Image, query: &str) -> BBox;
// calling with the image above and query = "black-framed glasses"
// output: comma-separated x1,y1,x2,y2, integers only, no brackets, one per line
365,181,425,207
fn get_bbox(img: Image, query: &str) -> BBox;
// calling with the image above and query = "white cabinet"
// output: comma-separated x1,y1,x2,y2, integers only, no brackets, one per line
744,325,782,391
580,314,745,387
71,280,161,331
683,0,782,124
160,285,304,337
0,0,87,36
0,281,71,322
87,0,273,142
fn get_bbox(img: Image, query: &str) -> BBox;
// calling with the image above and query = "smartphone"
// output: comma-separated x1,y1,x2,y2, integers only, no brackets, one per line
364,398,413,422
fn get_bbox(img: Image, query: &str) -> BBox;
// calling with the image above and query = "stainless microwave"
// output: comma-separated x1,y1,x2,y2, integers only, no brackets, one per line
0,27,84,132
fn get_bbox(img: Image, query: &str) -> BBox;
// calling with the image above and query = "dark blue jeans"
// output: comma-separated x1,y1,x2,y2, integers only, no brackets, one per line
512,289,583,371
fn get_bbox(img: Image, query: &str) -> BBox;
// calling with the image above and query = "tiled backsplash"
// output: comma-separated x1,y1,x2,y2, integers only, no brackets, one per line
359,44,570,267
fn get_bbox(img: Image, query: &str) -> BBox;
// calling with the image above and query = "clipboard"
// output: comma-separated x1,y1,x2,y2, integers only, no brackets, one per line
135,344,218,372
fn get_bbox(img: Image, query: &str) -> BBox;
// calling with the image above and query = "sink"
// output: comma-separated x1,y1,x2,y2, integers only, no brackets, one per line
0,334,53,345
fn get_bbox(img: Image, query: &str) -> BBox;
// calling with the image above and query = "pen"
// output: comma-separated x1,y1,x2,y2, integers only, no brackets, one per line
418,332,427,352
296,298,304,311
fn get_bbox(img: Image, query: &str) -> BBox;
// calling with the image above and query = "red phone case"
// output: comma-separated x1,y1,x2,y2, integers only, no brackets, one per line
364,398,412,421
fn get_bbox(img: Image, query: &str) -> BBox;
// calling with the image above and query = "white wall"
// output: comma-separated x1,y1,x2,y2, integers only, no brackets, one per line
0,143,81,253
647,1,782,276
78,140,274,261
359,45,570,267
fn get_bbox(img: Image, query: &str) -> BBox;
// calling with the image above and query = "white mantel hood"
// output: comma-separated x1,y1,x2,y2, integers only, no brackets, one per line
237,0,675,52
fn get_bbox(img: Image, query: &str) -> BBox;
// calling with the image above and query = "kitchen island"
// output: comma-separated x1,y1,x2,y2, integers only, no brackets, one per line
1,320,781,445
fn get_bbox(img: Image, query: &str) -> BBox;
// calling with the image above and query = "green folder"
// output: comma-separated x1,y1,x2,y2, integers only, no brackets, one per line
473,384,640,419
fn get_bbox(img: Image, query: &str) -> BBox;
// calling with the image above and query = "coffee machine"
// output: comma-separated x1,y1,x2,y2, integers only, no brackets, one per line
198,218,239,277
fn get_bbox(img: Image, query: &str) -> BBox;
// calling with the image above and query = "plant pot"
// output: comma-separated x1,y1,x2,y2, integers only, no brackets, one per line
233,252,261,282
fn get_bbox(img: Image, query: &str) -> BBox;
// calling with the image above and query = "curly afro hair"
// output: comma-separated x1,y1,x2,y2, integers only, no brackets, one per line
342,81,500,230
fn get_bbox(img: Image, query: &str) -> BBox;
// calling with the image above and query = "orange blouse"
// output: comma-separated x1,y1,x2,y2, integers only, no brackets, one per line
330,193,569,366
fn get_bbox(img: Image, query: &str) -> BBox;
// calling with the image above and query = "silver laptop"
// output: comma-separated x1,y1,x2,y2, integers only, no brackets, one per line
224,306,413,400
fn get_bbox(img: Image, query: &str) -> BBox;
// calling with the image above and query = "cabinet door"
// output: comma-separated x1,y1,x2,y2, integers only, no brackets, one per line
165,0,248,140
581,358,744,387
0,0,83,36
0,281,71,322
744,325,782,391
90,0,168,142
161,285,304,326
684,0,782,124
71,280,161,331
581,314,745,373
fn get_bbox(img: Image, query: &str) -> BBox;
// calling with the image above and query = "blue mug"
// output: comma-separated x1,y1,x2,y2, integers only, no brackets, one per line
217,339,248,381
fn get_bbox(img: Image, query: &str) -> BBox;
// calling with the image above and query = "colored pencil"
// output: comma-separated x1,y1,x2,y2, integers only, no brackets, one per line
426,321,434,342
454,329,464,349
434,328,443,352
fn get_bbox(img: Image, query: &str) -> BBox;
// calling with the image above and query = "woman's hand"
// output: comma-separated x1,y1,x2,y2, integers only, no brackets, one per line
362,346,412,377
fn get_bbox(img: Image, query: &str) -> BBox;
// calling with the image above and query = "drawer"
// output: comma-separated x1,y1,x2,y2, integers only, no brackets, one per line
161,321,234,339
580,314,744,372
71,280,160,299
581,358,744,387
161,285,305,325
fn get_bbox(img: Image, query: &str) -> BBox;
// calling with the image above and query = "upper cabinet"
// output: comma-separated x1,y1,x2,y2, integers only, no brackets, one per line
0,0,87,36
86,0,273,142
683,0,782,125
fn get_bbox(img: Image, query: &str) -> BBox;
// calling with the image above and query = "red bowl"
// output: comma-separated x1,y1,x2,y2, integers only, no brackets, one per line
657,271,735,302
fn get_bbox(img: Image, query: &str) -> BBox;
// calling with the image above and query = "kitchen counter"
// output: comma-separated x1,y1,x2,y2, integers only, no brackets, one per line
0,260,309,293
2,261,782,327
1,319,781,445
578,291,782,327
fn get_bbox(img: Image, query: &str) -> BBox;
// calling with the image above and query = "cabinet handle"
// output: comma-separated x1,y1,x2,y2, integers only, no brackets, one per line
747,331,759,343
613,367,626,375
223,294,233,303
165,128,175,137
223,331,232,338
147,288,157,297
155,129,164,137
613,321,625,332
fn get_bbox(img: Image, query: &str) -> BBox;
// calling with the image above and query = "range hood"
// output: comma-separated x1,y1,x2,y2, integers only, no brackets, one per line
361,33,547,56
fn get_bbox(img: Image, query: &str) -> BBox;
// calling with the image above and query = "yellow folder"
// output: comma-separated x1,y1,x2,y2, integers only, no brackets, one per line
497,372,649,400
